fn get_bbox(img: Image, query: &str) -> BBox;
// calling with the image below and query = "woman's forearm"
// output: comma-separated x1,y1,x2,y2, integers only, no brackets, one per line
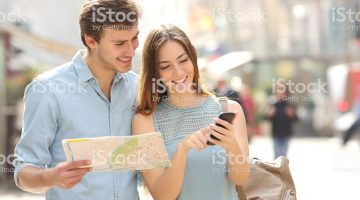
226,147,249,185
149,145,189,200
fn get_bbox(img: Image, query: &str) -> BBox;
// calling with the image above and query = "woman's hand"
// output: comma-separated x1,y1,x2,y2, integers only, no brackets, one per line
207,113,241,153
179,127,210,152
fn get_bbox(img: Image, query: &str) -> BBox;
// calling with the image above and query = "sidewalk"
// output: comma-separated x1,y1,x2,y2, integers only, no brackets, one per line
1,137,359,199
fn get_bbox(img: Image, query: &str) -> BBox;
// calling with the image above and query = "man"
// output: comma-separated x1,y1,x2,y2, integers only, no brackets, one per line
214,79,241,105
13,0,140,199
265,85,297,159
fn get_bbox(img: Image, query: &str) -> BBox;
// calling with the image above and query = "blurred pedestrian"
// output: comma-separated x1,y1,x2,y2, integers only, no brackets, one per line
241,85,257,142
265,85,297,158
214,79,241,104
342,86,360,145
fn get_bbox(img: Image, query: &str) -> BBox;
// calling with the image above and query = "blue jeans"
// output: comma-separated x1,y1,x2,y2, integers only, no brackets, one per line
273,137,290,159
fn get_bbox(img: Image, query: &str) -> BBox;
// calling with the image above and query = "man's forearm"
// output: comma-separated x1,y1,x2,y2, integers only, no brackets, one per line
18,166,53,193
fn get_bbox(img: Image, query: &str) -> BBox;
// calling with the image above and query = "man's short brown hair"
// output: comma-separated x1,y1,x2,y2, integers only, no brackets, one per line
79,0,140,48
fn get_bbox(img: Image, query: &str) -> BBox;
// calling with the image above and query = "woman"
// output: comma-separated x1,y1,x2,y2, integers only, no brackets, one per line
132,24,249,200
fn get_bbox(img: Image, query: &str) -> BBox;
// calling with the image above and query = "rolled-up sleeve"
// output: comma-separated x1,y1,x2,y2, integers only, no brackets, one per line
13,80,59,187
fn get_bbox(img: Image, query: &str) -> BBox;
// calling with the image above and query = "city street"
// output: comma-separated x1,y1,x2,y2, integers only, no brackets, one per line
1,0,359,200
1,137,359,200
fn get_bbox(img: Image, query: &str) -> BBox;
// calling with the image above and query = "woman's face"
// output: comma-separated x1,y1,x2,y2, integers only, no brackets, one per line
157,40,195,94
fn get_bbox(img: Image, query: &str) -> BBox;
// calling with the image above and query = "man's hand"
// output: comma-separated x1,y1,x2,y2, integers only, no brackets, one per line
45,160,92,189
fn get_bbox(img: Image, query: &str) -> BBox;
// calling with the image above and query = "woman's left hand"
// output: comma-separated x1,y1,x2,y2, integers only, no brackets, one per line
207,113,241,153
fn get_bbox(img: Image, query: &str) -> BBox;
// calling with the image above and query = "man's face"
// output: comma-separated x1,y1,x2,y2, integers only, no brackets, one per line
92,26,139,73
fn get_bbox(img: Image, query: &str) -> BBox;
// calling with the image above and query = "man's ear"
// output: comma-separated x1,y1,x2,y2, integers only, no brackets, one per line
84,34,97,49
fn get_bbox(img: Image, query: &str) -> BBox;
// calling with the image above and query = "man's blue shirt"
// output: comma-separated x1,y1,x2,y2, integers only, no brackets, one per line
13,50,139,200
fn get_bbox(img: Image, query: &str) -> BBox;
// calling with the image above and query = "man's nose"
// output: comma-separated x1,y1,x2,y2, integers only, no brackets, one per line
124,41,135,57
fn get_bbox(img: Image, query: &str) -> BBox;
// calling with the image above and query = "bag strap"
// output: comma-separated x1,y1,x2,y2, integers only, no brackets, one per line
219,97,228,112
236,186,247,200
219,97,248,200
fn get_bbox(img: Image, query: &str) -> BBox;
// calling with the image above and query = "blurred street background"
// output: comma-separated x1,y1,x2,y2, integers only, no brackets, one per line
1,0,360,199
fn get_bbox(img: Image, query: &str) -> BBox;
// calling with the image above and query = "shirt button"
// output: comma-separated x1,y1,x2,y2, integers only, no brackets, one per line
116,193,120,198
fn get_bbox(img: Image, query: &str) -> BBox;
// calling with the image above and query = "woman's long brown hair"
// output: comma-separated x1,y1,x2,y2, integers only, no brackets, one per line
137,24,209,115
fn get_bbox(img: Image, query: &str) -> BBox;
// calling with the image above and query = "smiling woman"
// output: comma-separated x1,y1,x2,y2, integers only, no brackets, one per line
133,24,249,200
137,24,209,114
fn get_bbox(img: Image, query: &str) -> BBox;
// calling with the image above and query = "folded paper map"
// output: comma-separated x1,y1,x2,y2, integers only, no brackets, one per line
62,132,171,171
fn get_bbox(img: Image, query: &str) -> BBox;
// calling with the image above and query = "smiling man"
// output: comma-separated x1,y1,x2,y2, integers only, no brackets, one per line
12,0,141,199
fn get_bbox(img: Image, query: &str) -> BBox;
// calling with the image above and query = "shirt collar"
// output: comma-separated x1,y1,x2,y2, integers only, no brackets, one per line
73,50,128,85
73,50,95,85
114,72,127,84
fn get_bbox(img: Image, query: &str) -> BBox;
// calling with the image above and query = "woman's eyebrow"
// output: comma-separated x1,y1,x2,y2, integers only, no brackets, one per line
177,53,187,59
159,53,187,64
